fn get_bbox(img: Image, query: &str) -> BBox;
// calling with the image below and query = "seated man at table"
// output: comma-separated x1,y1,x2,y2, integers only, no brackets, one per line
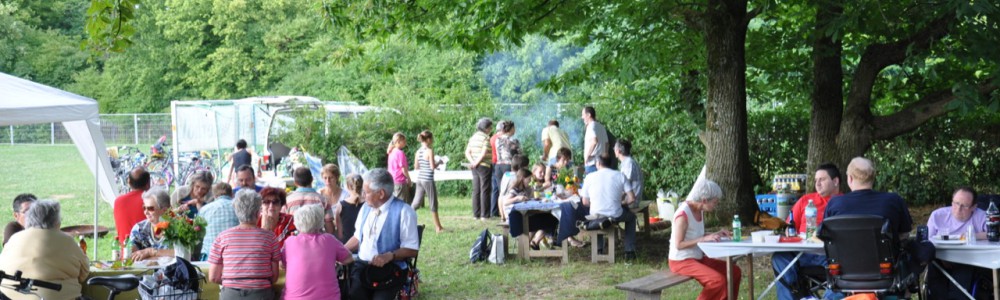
3,193,35,246
824,157,932,285
580,154,637,260
0,200,89,300
771,163,842,300
926,187,989,299
614,139,643,209
345,168,420,300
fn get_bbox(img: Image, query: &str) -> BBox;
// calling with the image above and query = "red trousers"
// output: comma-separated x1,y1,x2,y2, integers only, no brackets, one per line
670,257,742,300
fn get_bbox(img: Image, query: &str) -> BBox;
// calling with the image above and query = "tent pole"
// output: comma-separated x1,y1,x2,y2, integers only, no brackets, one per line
94,147,99,260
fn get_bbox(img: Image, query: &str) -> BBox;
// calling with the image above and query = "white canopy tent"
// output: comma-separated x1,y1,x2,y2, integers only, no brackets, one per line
0,72,118,258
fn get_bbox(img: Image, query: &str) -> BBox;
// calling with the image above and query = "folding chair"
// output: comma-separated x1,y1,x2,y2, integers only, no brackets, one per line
818,214,913,297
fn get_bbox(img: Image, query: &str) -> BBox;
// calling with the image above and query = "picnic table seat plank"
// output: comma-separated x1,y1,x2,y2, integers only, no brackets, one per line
616,270,694,300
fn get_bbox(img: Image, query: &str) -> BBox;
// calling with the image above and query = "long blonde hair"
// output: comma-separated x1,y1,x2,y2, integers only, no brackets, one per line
386,132,405,154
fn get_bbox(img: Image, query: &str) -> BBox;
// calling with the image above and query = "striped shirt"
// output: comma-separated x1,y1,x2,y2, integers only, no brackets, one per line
208,227,279,289
415,145,434,182
466,131,492,168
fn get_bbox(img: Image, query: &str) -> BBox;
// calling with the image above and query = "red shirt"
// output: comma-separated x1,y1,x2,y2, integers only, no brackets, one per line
113,190,146,246
490,133,500,164
257,213,296,249
787,192,840,234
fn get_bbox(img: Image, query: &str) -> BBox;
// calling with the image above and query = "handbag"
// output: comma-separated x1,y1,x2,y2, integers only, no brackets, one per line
362,262,405,291
579,217,612,231
487,233,505,264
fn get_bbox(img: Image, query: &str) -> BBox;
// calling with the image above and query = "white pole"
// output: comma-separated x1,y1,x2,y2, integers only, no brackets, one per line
50,122,55,144
134,114,139,145
94,148,99,260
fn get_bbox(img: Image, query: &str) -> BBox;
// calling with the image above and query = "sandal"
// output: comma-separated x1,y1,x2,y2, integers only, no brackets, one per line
529,240,541,251
568,238,588,248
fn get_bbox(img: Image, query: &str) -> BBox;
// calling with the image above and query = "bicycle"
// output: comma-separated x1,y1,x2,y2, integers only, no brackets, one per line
0,270,63,300
87,260,204,300
176,151,218,187
109,146,146,194
145,136,174,188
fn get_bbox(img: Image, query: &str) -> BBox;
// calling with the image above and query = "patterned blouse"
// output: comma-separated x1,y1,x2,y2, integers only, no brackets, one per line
129,219,170,251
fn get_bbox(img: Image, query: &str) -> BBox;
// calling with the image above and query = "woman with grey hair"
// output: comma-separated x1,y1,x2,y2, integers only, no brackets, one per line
667,179,741,300
464,117,494,220
171,170,214,218
129,189,176,261
0,200,90,300
281,204,354,299
208,189,280,300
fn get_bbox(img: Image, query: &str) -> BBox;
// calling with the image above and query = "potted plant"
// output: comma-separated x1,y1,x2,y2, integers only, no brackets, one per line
155,212,207,260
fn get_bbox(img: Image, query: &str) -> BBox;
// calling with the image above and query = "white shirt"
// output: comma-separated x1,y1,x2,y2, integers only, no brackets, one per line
583,121,608,166
353,198,420,261
580,168,631,218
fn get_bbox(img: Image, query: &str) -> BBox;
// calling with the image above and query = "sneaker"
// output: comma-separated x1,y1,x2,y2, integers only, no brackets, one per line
624,251,637,260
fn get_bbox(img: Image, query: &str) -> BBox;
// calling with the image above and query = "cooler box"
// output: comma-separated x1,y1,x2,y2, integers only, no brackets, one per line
756,194,777,215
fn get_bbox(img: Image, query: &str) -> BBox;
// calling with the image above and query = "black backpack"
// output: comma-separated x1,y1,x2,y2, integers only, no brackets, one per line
468,229,492,263
161,256,200,292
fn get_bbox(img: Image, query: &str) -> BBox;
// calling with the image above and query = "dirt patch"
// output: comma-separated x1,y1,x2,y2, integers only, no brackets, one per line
50,194,74,200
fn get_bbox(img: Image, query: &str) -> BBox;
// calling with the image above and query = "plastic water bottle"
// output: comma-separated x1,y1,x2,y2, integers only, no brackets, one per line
987,201,1000,242
967,225,975,245
732,214,742,242
805,200,818,239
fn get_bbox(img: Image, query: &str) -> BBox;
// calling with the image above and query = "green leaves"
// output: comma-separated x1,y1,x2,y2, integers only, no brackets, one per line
83,0,140,54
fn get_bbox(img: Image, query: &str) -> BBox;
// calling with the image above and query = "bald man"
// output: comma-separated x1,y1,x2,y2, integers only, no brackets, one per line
113,167,150,247
823,157,931,285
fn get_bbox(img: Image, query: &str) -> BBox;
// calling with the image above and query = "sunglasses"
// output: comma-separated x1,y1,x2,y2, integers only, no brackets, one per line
262,200,280,206
143,206,157,212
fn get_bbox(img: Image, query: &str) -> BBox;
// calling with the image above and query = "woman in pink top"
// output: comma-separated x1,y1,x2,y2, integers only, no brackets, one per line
387,132,412,203
282,204,354,300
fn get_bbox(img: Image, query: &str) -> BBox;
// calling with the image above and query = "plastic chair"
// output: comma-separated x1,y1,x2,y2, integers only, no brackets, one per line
817,214,905,295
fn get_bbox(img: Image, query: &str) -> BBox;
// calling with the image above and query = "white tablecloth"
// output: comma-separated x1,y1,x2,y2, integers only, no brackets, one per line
698,240,825,258
933,241,1000,269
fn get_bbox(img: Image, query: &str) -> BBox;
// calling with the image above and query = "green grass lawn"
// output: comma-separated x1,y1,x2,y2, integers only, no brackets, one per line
1,144,791,299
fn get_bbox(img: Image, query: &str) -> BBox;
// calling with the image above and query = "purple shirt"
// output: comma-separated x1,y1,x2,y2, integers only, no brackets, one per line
926,206,988,237
388,148,408,183
281,233,352,300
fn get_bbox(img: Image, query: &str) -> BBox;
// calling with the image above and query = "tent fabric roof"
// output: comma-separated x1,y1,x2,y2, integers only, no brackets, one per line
0,72,118,204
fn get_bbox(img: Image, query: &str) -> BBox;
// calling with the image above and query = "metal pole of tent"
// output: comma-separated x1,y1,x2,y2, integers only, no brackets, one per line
50,123,54,144
171,102,180,189
94,146,99,260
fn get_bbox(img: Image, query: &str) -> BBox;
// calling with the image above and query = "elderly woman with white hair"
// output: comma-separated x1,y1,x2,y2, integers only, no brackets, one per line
129,189,176,261
668,180,741,300
0,200,89,300
281,204,354,300
209,190,280,300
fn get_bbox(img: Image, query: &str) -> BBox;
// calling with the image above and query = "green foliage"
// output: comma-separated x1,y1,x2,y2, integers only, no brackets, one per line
84,0,139,53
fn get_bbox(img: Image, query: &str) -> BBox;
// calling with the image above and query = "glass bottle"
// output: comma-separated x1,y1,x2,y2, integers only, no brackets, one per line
732,214,742,242
786,211,798,237
79,236,87,254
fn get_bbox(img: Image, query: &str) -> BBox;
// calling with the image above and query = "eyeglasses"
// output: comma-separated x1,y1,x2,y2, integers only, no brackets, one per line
952,202,974,210
143,206,157,212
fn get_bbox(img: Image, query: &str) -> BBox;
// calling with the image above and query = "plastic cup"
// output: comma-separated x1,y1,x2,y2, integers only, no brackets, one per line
764,235,780,243
751,231,772,243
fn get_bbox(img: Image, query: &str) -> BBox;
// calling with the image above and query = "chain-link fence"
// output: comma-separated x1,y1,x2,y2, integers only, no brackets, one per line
0,113,171,146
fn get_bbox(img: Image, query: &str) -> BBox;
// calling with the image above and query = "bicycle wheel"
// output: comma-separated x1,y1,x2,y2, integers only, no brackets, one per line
149,171,170,189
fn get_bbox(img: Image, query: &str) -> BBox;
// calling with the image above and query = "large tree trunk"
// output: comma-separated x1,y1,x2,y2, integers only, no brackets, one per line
703,0,755,223
806,1,844,192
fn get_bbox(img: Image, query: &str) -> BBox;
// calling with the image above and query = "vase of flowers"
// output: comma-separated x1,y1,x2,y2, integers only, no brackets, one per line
155,212,207,260
556,167,579,195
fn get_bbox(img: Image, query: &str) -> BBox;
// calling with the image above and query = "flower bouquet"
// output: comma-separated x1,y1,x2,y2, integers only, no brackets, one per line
154,212,207,259
556,167,579,194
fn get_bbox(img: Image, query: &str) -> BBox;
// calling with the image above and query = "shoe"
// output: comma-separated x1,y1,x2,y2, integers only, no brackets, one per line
529,240,540,251
624,251,637,260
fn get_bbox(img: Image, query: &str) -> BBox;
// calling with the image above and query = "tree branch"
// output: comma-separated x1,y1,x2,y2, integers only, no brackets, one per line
845,12,955,116
873,80,998,140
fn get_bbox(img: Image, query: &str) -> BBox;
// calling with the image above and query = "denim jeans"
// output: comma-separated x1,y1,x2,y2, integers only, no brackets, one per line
772,252,843,300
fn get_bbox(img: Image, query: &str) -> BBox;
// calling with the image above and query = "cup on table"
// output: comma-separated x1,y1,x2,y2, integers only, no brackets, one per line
764,235,780,243
751,230,773,243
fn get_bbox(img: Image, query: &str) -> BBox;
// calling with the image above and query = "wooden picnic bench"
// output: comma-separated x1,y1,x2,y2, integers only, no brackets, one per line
616,270,694,300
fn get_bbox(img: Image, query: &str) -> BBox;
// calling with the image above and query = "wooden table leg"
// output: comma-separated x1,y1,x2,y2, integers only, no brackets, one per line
726,256,734,300
642,206,651,237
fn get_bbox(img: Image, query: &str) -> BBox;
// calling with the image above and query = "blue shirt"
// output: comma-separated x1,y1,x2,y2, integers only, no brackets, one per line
825,189,914,236
200,196,240,255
